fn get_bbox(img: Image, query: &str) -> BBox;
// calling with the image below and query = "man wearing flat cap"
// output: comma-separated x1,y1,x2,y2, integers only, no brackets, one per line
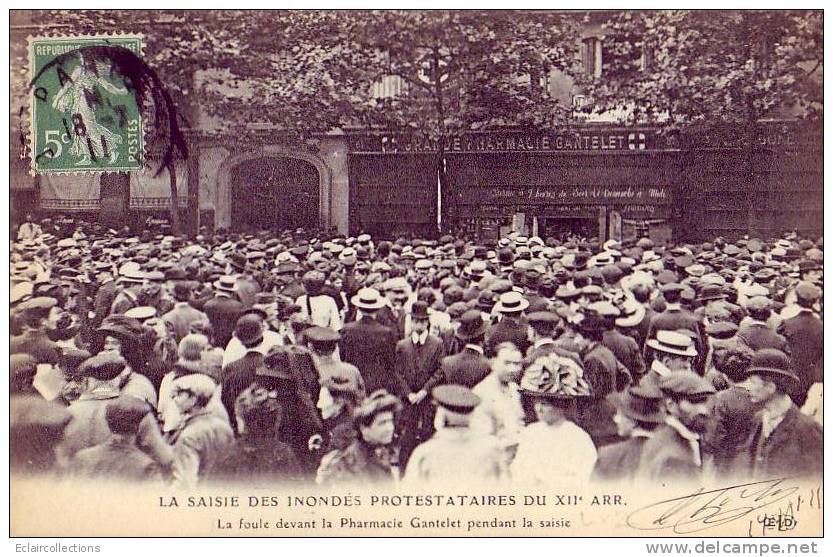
10,296,60,365
404,385,505,485
776,282,823,406
733,349,822,479
638,372,716,482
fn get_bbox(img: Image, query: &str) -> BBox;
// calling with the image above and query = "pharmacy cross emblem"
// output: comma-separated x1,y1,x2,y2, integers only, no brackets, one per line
628,132,646,151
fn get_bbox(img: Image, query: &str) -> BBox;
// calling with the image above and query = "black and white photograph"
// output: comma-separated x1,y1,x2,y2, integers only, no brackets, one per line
7,7,824,539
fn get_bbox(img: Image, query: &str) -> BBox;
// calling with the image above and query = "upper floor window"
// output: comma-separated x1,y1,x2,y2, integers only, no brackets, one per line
372,74,408,99
641,44,655,72
582,36,603,78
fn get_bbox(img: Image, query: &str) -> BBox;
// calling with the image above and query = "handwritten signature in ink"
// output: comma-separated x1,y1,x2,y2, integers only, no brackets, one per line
627,478,799,534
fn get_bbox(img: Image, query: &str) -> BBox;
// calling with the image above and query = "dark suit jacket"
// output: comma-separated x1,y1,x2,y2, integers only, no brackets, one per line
376,305,406,340
593,436,650,482
638,423,702,482
734,405,822,479
339,316,399,395
485,316,530,357
778,311,823,403
440,347,491,389
602,329,646,381
395,335,446,396
736,323,789,353
221,351,263,431
91,279,117,327
10,330,59,364
203,295,245,348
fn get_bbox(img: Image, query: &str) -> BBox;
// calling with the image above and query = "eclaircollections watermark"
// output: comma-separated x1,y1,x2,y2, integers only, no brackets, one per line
29,35,144,174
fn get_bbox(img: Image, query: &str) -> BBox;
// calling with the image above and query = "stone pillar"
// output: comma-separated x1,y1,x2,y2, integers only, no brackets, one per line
318,136,350,234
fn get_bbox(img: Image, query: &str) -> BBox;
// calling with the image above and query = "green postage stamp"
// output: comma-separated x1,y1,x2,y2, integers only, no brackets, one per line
29,35,144,174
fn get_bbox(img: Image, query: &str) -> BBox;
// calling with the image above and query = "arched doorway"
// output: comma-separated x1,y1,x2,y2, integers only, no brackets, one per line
230,157,320,232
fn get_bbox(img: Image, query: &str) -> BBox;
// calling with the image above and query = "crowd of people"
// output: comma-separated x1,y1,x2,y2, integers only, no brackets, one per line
10,214,824,488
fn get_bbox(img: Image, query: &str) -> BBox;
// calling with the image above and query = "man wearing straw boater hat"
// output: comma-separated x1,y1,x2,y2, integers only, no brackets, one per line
203,275,245,349
339,288,399,395
485,291,531,357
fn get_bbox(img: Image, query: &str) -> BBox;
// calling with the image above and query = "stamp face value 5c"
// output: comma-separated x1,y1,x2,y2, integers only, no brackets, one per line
29,35,144,174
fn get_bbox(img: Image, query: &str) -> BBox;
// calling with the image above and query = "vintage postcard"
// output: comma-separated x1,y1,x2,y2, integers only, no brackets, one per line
9,9,823,539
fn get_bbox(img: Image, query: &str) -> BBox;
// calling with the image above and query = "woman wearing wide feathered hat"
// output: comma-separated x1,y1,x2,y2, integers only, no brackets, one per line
510,354,597,487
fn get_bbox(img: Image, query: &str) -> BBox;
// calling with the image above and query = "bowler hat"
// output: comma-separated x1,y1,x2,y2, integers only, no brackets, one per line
455,310,489,341
410,301,430,320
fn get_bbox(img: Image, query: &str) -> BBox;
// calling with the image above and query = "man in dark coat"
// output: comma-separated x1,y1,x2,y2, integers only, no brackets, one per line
339,288,400,395
593,383,666,483
591,301,646,382
573,311,630,447
638,372,715,482
485,291,531,357
646,283,707,371
525,311,583,368
394,302,446,466
732,349,822,479
777,282,823,405
220,314,267,430
162,281,210,342
10,296,60,365
70,396,162,483
203,276,245,349
440,310,492,388
736,296,789,352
